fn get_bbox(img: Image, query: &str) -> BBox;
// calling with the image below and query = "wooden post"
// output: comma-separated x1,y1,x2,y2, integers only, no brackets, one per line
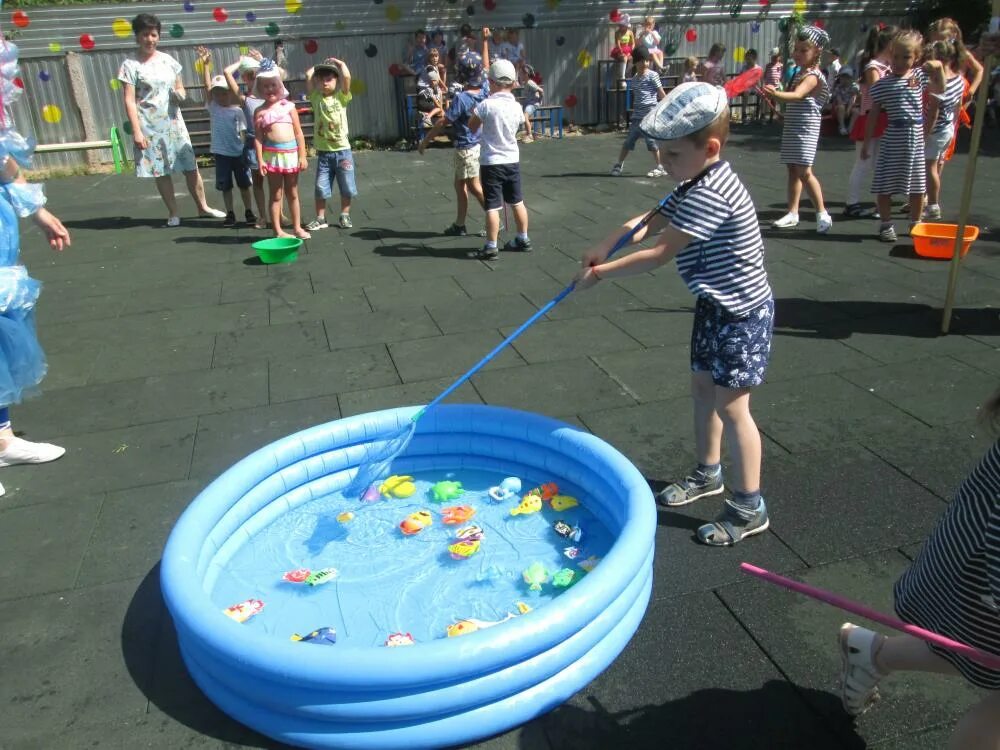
941,8,1000,333
64,51,104,169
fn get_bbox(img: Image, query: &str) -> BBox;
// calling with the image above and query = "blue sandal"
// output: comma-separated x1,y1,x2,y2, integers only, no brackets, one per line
696,498,769,547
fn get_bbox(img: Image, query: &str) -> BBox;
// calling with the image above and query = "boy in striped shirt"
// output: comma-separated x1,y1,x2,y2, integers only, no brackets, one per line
575,82,774,547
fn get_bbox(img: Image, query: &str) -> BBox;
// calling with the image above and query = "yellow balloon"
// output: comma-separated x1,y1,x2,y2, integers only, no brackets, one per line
41,104,62,124
194,58,206,75
238,44,249,55
109,78,121,91
349,78,367,95
49,42,62,53
285,0,303,13
733,46,745,63
577,50,592,68
385,4,402,22
112,18,132,38
793,0,807,12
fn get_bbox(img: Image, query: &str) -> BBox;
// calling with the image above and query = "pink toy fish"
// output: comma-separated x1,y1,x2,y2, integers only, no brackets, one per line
223,598,264,623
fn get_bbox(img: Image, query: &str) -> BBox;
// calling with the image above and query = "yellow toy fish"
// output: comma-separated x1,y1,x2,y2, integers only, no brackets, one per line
380,475,416,499
446,613,516,638
510,493,542,516
336,511,354,523
448,538,481,559
549,495,579,511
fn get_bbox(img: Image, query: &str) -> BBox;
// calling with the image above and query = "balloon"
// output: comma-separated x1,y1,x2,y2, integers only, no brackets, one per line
484,0,496,9
555,36,566,46
733,46,745,63
664,42,677,55
266,22,280,36
79,34,96,50
109,78,122,91
183,1,195,11
685,28,697,42
349,78,366,95
523,13,536,28
41,105,62,124
386,4,402,21
213,7,228,22
609,8,622,22
467,4,475,14
815,19,825,28
577,50,592,68
564,94,578,107
778,18,789,32
49,43,62,53
245,11,256,22
389,63,401,76
12,77,23,89
365,44,378,58
304,39,318,54
12,10,30,28
793,0,806,12
751,21,761,33
169,23,185,38
286,0,303,11
38,71,51,82
112,18,132,37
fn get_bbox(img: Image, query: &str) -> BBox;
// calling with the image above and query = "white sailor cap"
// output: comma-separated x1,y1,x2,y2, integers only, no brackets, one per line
640,81,727,141
798,25,831,49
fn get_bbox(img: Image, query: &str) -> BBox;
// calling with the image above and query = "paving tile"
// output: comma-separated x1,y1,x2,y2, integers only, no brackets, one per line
767,333,881,382
323,307,442,350
212,320,330,366
219,272,314,305
0,494,102,601
752,373,932,454
267,287,370,325
119,278,223,315
717,552,983,747
76,480,206,589
591,343,693,403
34,292,125,326
129,362,269,427
0,577,160,739
453,265,564,300
190,395,341,480
308,262,404,293
0,418,197,503
839,356,998,428
542,593,850,750
337,377,483,417
88,333,216,384
42,346,100,390
388,330,526,383
600,305,697,348
505,317,642,364
14,377,147,434
426,293,541,335
363,275,472,311
269,345,401,403
520,279,647,321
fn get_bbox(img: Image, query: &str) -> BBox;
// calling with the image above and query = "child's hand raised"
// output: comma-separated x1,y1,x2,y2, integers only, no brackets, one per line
196,46,211,63
248,48,263,61
482,27,492,40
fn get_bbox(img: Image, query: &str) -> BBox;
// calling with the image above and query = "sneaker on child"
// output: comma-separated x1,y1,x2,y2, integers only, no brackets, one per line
816,211,833,234
306,217,329,231
339,213,352,229
503,236,532,253
772,212,799,229
878,223,897,243
0,437,66,467
223,211,237,227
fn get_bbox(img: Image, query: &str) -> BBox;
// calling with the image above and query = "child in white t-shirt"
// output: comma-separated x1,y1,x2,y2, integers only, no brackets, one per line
639,17,664,71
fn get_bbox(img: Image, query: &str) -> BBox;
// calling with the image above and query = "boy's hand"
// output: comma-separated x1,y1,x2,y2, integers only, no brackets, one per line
573,265,601,290
33,207,70,251
248,48,263,61
482,27,491,40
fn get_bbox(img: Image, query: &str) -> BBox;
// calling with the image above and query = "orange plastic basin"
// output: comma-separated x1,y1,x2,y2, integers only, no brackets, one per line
911,222,979,260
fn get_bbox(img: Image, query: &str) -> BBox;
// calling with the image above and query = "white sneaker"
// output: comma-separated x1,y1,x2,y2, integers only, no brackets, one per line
838,623,886,716
772,212,800,228
923,204,942,221
646,165,668,178
200,208,227,219
816,212,833,234
610,164,623,176
0,437,66,468
165,216,181,227
0,481,5,497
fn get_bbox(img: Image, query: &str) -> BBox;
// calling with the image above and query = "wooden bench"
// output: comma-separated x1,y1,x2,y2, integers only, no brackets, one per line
35,125,130,173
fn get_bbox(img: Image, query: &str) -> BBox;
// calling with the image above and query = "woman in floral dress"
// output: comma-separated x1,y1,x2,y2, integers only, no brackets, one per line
118,13,223,226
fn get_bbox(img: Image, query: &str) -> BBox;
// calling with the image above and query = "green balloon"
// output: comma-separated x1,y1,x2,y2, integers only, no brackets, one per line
266,22,280,37
665,43,677,55
169,23,184,39
122,120,133,135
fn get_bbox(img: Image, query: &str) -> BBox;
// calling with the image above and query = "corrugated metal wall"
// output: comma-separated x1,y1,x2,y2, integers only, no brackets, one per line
4,0,909,169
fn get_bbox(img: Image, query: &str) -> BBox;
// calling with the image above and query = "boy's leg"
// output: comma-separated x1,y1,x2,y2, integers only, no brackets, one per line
334,149,358,228
502,166,531,252
311,152,331,229
471,164,502,260
251,172,267,227
613,121,639,174
453,176,469,228
876,193,896,241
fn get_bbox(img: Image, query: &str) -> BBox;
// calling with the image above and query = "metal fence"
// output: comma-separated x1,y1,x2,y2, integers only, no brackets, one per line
4,0,909,169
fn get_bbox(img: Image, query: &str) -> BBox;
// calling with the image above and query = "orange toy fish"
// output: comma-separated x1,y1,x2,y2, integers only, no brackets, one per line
526,482,559,501
399,510,433,536
441,505,476,524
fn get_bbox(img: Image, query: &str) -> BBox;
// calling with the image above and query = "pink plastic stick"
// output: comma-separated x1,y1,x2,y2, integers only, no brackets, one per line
740,562,1000,671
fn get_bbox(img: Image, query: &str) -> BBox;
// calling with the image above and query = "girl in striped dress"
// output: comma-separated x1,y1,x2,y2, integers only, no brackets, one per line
763,26,833,234
863,30,941,243
844,25,895,218
839,386,1000,749
923,39,966,221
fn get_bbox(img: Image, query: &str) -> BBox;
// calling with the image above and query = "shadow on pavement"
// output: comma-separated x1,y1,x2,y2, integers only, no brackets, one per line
542,682,868,749
352,228,445,241
774,300,998,339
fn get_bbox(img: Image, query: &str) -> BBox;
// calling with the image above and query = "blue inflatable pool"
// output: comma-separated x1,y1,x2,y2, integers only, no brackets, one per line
161,404,656,750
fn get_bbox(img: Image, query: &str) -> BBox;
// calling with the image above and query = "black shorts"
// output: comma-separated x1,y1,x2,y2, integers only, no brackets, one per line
214,153,251,192
480,162,523,211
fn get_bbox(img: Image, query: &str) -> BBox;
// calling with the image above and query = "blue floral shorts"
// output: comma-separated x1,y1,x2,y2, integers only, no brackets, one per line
691,296,774,388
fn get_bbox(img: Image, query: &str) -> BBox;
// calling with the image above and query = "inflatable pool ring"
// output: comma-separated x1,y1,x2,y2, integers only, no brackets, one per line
399,510,433,536
487,476,521,502
550,495,579,512
510,494,542,516
522,562,549,591
380,475,416,499
385,632,415,647
552,568,580,588
441,505,476,524
430,480,463,502
222,598,264,623
290,627,337,645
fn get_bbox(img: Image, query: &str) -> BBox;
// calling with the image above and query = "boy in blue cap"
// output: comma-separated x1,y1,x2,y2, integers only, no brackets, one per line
574,82,774,546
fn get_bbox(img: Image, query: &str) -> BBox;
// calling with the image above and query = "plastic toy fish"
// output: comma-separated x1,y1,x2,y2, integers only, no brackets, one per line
526,482,559,501
552,568,579,588
305,568,338,586
455,524,484,541
522,562,550,591
336,511,354,523
446,613,516,638
290,626,337,645
510,494,542,516
441,505,476,524
578,556,601,573
563,545,581,559
282,568,311,583
385,632,415,647
360,485,381,504
448,538,481,560
516,601,532,615
553,520,582,542
550,495,579,512
488,476,522,502
381,475,416,499
430,480,464,502
400,510,433,535
223,598,264,623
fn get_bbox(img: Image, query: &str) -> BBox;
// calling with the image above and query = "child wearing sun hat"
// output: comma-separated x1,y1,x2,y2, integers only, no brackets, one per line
574,82,774,547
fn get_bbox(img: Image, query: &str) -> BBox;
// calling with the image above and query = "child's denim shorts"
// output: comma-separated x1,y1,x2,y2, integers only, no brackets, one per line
623,116,658,152
314,148,359,199
690,296,774,388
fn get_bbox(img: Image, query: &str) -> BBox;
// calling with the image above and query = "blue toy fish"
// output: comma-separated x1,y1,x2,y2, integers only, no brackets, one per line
290,626,337,645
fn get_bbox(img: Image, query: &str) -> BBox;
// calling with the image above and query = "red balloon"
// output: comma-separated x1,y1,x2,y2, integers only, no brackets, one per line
685,28,697,42
13,77,24,89
389,63,401,76
12,10,30,28
564,94,578,107
609,8,622,22
758,0,770,4
814,19,825,28
484,0,496,9
79,34,96,50
304,39,318,54
213,7,229,22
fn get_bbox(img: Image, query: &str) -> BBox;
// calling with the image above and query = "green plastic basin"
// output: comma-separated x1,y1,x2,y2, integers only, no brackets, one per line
252,237,302,264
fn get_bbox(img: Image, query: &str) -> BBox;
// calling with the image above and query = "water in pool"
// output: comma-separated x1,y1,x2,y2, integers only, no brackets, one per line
210,469,614,646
